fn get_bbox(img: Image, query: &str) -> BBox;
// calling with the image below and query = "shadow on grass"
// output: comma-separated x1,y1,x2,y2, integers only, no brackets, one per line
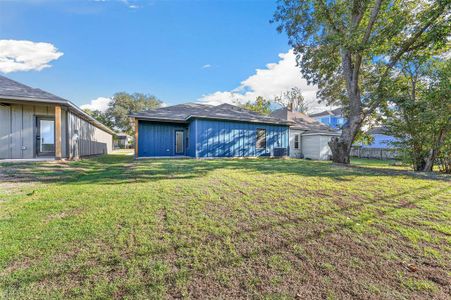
2,155,450,297
0,154,448,185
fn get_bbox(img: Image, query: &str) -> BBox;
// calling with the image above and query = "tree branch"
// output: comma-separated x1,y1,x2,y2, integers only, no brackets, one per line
351,0,366,28
317,0,344,34
352,0,383,85
364,4,445,116
362,0,383,45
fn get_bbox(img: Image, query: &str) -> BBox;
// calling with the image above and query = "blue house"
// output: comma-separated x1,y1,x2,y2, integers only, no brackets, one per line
309,108,346,129
130,103,292,158
363,127,398,149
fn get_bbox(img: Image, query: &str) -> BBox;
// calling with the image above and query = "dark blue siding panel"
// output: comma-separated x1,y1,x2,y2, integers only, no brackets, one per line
187,120,197,157
138,121,187,157
194,119,289,158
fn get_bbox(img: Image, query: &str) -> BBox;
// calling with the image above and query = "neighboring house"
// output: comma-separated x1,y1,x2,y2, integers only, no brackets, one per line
309,108,346,129
363,127,397,149
114,133,132,149
130,103,291,158
271,107,340,160
0,75,114,160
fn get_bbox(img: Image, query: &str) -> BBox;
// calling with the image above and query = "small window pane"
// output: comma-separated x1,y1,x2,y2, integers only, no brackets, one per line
256,129,266,149
294,134,300,149
40,119,55,152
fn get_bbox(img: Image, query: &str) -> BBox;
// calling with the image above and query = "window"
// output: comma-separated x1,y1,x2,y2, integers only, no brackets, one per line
175,130,184,154
294,134,300,149
320,117,329,125
256,129,266,149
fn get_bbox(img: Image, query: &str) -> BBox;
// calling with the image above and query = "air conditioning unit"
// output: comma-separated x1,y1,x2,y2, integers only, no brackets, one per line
273,148,288,157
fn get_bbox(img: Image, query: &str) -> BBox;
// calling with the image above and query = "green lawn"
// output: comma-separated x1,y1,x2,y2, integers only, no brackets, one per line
0,155,450,299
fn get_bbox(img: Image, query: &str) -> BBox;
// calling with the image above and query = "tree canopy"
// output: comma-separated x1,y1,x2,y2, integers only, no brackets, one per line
274,87,309,112
84,92,162,135
273,0,450,163
386,58,450,172
239,96,272,115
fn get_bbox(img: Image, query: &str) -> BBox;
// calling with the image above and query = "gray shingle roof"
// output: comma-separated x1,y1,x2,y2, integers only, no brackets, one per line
0,75,66,101
271,107,339,134
367,126,389,135
0,75,115,135
309,107,343,118
131,103,294,125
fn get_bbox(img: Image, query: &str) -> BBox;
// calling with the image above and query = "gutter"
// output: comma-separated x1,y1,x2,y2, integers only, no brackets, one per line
130,114,294,126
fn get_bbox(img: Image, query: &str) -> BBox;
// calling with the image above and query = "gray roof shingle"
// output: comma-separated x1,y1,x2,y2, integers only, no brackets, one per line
271,107,339,134
131,103,294,125
0,75,115,135
367,126,389,135
309,107,343,118
0,75,67,101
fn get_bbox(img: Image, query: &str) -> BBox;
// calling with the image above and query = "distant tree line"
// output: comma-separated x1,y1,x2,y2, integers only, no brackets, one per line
239,87,309,115
84,92,162,136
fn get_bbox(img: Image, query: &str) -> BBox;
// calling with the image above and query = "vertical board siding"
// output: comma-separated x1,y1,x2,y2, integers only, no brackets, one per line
0,102,111,160
187,120,197,157
0,103,56,159
0,105,11,159
11,105,23,159
67,111,113,158
138,121,188,157
194,119,289,158
22,105,34,159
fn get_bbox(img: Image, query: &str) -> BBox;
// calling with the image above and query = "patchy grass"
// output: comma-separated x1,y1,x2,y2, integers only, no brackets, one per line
0,155,450,299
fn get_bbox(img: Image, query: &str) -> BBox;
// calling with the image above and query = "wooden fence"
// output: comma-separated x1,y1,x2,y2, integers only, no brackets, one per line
351,147,399,160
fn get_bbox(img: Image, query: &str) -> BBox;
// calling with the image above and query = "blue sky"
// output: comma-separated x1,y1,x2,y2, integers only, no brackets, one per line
0,0,321,111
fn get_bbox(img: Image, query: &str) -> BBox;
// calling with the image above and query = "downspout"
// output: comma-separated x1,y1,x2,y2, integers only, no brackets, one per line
195,119,198,158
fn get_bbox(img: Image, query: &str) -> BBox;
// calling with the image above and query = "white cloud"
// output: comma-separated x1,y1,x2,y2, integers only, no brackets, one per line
0,40,63,73
202,64,212,69
198,49,327,113
80,97,112,112
93,0,142,8
120,0,140,9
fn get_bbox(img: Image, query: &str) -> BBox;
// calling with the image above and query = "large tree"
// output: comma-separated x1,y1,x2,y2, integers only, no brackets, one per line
83,108,115,129
85,92,162,135
274,87,309,112
273,0,450,163
107,92,161,135
387,58,450,172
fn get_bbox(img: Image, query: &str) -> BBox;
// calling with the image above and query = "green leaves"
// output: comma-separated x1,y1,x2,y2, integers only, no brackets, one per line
85,92,162,135
387,59,450,171
239,96,272,115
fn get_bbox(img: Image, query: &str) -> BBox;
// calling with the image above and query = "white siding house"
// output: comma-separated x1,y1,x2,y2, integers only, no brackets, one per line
271,107,340,160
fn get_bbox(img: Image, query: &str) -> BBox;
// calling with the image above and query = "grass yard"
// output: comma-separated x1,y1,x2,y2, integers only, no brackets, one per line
0,154,450,299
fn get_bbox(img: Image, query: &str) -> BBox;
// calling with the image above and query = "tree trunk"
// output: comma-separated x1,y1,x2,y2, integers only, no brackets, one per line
423,153,435,172
329,137,351,163
422,128,446,172
330,50,365,164
329,114,363,164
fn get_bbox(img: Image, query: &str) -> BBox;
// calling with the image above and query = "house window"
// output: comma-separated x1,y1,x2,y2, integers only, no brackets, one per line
294,134,300,149
256,129,266,149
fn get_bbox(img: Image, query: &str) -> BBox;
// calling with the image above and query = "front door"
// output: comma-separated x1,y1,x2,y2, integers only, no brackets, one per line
175,130,184,155
36,117,55,157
